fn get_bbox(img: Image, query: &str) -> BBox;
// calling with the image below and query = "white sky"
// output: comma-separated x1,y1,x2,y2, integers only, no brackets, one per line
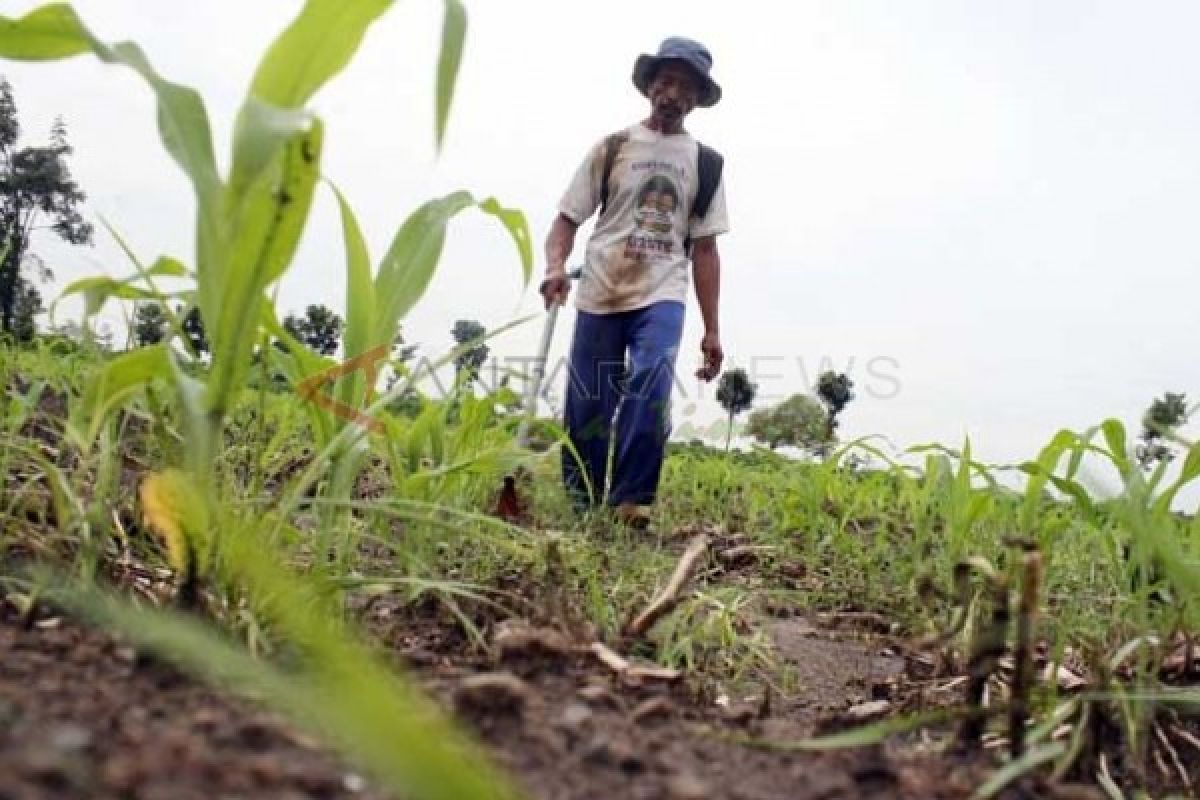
5,0,1198,489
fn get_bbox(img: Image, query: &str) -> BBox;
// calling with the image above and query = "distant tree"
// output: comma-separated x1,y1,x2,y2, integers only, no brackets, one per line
283,303,343,356
451,318,488,386
716,367,757,451
179,305,208,356
380,328,423,417
1136,391,1189,470
816,370,856,448
132,302,168,347
391,327,419,366
745,393,829,454
0,79,92,339
11,276,42,342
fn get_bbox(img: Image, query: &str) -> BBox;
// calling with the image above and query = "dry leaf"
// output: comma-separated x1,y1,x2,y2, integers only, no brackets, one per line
140,470,193,574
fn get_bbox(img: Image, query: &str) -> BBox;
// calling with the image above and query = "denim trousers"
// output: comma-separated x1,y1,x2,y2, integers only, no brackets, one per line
562,300,686,508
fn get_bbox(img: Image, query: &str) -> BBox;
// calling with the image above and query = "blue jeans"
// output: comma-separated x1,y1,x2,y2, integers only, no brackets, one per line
562,301,685,508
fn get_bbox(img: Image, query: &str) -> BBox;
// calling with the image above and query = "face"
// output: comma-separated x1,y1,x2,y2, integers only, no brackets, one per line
648,61,700,127
656,192,677,215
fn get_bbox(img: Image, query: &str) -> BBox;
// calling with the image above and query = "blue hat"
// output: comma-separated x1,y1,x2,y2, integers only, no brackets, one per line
632,37,722,108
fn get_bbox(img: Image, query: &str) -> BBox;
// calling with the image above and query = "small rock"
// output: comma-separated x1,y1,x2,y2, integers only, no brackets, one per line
720,702,758,727
342,772,367,793
577,684,623,709
632,783,666,800
717,545,762,567
492,621,571,661
631,696,674,724
48,723,91,753
846,699,890,720
581,734,644,773
665,772,709,800
556,702,594,747
454,672,533,716
559,702,593,731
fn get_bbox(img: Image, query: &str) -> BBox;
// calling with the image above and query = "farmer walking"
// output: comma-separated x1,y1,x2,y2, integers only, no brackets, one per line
540,37,730,527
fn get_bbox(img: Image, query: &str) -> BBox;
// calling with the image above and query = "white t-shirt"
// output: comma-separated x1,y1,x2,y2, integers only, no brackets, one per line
557,123,730,314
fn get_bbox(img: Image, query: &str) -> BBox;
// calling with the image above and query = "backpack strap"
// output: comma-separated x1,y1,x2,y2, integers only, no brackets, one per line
685,141,724,253
693,142,724,221
598,131,629,217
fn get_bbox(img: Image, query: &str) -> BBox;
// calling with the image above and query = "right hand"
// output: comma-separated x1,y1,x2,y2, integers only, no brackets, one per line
539,268,571,309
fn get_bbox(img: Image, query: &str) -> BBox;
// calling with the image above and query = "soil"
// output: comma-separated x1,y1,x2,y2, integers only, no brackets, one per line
2,606,1080,800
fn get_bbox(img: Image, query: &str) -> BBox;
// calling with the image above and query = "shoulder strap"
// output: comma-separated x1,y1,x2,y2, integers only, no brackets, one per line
685,142,724,254
598,131,629,217
693,142,724,221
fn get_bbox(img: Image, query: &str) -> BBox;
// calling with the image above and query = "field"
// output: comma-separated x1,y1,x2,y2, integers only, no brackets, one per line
2,3,1200,799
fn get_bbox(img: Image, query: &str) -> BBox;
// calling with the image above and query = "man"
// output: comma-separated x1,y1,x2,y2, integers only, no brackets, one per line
540,36,729,527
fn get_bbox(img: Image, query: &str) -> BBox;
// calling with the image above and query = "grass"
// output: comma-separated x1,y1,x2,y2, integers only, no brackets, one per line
4,328,1199,795
1,2,1199,798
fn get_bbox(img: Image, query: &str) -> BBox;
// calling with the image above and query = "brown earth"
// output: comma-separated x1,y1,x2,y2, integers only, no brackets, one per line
0,604,1103,800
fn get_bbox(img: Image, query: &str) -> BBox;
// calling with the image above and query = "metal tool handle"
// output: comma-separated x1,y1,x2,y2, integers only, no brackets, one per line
516,267,581,448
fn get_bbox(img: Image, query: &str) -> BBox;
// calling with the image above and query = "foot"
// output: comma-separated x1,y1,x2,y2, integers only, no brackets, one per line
614,502,653,531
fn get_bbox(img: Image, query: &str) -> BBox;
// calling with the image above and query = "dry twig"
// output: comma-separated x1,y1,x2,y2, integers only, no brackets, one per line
623,534,710,638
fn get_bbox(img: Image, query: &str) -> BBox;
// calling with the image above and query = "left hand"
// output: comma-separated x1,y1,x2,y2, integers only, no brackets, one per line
695,331,723,382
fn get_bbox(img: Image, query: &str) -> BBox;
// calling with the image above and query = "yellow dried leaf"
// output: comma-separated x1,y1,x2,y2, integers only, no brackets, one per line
140,469,193,574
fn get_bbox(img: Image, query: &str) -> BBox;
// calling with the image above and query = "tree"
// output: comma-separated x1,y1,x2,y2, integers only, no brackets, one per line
0,79,92,339
1136,391,1189,470
745,393,830,454
283,303,344,356
132,302,168,347
716,367,757,451
816,370,855,447
11,276,42,342
385,328,423,417
179,305,208,356
451,318,488,387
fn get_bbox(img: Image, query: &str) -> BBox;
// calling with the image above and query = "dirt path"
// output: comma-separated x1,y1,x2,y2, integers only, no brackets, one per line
0,608,1017,800
0,617,389,800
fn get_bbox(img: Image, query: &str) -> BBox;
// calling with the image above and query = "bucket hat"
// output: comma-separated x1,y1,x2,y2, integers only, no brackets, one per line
632,37,722,108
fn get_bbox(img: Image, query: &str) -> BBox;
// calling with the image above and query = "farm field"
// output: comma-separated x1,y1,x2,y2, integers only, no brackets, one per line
4,336,1199,799
1,3,1199,799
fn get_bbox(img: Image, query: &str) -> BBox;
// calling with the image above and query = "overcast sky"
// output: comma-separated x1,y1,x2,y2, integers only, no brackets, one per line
5,0,1198,491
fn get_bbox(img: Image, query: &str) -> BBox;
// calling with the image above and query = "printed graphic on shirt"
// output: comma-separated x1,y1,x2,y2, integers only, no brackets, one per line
624,169,684,263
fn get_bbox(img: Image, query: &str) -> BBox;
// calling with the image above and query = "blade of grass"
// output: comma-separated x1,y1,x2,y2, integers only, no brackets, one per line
971,742,1066,799
435,0,467,150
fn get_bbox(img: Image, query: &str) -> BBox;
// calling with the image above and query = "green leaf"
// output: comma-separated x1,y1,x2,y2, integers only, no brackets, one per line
1045,473,1097,519
209,116,324,415
226,100,314,206
435,0,467,150
1020,429,1079,530
68,344,173,450
57,276,157,319
478,197,533,285
373,192,533,351
56,257,187,319
1101,418,1131,479
249,0,393,109
373,191,475,346
0,4,89,60
328,182,376,418
1154,442,1200,514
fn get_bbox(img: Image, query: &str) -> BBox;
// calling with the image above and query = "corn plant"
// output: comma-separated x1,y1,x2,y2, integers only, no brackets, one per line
0,2,532,798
